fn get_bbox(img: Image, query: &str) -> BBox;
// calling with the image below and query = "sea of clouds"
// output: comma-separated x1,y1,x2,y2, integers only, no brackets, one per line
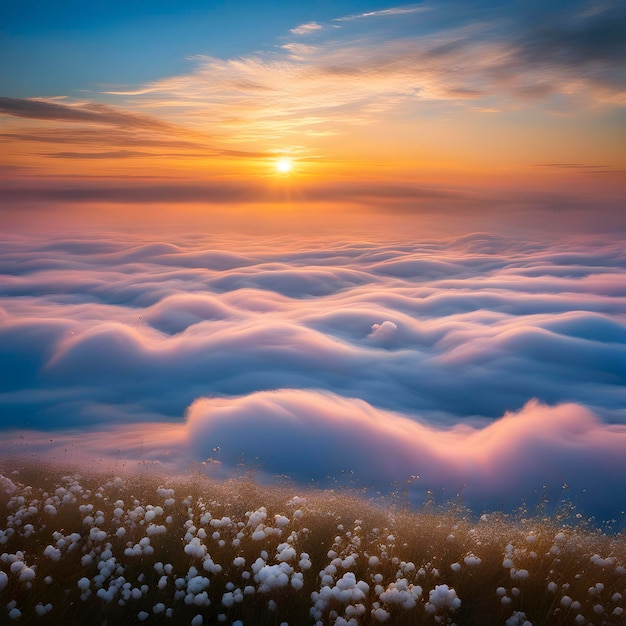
1,231,625,518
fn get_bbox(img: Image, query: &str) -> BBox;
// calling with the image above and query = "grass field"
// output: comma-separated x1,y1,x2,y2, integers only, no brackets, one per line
0,461,624,625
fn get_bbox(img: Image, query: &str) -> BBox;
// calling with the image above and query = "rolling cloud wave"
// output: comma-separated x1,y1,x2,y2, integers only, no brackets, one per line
1,231,625,516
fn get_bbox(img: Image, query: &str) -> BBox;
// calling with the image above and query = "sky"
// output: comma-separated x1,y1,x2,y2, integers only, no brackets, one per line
1,1,625,521
1,0,625,233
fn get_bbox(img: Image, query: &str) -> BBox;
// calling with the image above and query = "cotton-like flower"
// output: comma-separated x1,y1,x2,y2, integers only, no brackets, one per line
425,584,461,614
8,608,21,620
19,567,35,582
379,578,422,609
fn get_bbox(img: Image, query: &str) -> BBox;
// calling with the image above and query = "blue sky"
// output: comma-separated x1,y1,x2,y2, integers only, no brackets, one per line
2,0,405,96
4,0,614,97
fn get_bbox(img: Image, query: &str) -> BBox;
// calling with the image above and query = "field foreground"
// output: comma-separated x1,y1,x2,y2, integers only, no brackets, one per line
0,463,624,625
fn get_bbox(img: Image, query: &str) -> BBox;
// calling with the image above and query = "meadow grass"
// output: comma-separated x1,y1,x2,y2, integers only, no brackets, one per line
0,461,624,625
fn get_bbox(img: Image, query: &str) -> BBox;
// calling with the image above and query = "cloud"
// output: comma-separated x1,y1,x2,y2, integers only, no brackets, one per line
39,149,273,160
0,179,476,209
98,0,624,150
6,178,624,235
334,5,428,22
0,97,177,131
290,22,324,35
368,320,397,341
0,180,272,205
0,97,223,163
0,129,206,150
43,150,162,159
534,163,612,169
507,1,626,96
183,390,626,516
1,232,626,517
6,389,625,518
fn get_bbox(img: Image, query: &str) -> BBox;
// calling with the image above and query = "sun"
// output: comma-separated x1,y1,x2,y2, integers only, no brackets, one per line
275,157,293,174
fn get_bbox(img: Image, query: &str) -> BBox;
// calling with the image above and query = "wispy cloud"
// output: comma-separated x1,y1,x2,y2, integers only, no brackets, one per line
0,97,176,131
0,129,204,150
0,97,280,163
334,4,428,22
289,21,324,35
109,1,625,149
0,179,474,206
504,1,626,98
534,163,611,169
44,150,163,159
2,177,624,236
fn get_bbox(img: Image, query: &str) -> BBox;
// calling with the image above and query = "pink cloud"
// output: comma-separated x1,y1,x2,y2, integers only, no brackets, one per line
5,390,623,517
183,391,626,494
1,231,626,517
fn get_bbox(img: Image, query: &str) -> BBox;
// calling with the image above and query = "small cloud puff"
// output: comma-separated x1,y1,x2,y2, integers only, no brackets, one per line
290,22,324,36
369,320,397,340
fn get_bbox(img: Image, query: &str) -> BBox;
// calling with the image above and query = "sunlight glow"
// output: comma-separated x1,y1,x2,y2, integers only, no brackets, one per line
275,157,293,174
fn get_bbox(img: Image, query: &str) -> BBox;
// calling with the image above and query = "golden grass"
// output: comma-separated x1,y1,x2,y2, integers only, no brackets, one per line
0,460,624,625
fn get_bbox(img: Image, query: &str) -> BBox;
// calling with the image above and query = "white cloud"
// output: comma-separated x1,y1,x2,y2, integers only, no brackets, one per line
1,231,626,516
290,21,324,35
334,5,428,22
369,320,397,340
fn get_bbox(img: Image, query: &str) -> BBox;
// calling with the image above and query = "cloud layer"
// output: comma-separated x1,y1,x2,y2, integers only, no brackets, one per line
117,1,626,143
1,230,626,518
184,390,626,518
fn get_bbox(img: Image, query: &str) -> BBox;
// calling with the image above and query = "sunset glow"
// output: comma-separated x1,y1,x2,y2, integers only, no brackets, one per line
275,157,293,174
1,5,626,624
1,0,622,228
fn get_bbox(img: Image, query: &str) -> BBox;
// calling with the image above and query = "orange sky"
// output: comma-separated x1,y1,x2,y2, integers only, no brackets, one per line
1,1,625,233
